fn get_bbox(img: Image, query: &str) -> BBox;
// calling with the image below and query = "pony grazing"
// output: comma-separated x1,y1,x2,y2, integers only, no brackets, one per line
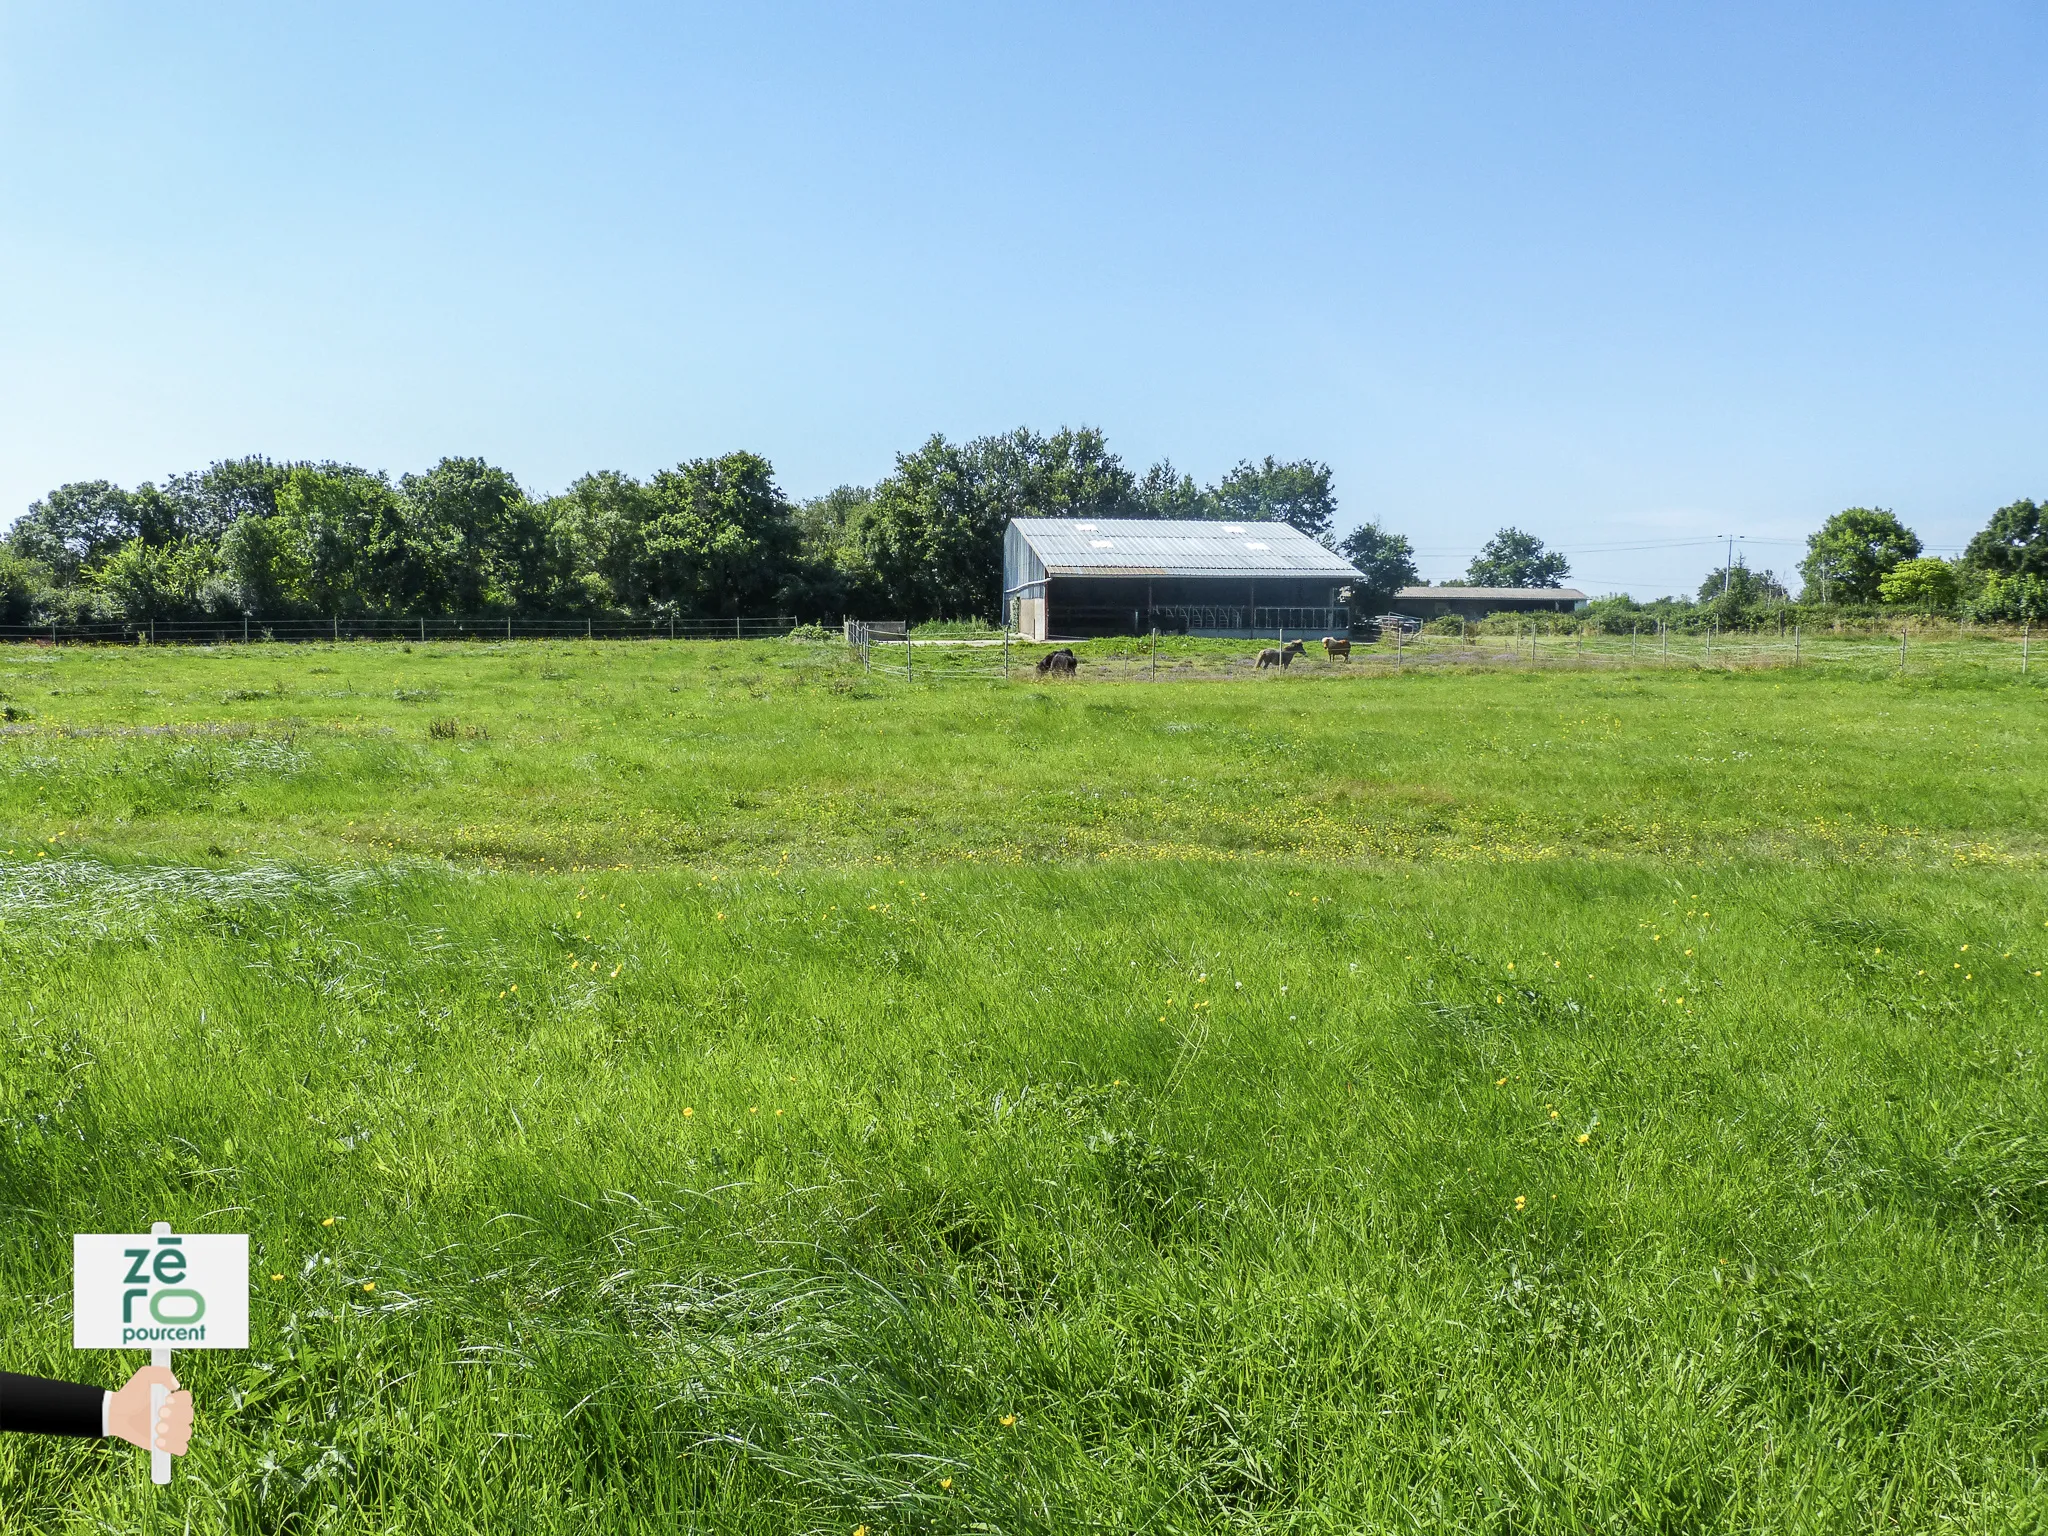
1035,647,1078,678
1322,636,1351,660
1255,639,1307,669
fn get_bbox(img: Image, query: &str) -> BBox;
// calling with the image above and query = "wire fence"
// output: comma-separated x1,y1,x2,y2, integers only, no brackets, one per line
0,614,799,646
834,620,2041,684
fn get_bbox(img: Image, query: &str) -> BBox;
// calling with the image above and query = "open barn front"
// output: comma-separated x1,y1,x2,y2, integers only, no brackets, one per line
1045,575,1353,639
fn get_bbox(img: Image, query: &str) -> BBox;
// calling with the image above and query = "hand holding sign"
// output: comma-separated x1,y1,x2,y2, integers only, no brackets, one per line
75,1224,246,1484
108,1366,193,1455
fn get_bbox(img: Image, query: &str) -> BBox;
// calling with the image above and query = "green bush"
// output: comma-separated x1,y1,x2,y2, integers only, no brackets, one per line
1963,572,2048,623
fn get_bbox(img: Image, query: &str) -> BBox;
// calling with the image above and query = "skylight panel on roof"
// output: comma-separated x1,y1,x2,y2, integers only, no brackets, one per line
1090,539,1113,548
1073,522,1098,531
1222,525,1246,534
1244,541,1269,551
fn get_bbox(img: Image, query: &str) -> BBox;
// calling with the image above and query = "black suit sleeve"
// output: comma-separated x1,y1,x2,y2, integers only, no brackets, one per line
0,1372,104,1437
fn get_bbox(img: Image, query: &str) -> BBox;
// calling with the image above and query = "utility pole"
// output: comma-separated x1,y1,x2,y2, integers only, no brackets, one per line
1720,534,1744,598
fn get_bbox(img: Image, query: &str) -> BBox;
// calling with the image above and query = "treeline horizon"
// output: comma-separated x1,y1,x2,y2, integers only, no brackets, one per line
4,425,2041,628
0,428,1344,628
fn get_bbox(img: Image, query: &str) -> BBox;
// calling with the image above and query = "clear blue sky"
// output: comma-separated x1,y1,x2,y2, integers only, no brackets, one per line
2,2,2041,595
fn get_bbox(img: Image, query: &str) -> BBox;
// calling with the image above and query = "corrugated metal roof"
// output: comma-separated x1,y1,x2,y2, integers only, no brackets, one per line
1395,586,1589,601
1011,518,1363,578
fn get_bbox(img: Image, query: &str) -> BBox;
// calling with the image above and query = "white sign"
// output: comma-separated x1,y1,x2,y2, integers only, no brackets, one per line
73,1232,249,1351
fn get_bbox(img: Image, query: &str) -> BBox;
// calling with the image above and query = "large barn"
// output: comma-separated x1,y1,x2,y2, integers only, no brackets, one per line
1003,518,1365,641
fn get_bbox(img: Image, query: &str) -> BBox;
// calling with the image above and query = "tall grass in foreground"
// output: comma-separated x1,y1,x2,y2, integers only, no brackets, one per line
0,645,2041,1531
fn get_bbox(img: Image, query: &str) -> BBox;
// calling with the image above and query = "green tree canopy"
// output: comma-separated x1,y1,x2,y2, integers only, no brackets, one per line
1963,498,2045,581
1467,528,1569,588
846,426,1152,618
5,426,1354,627
89,538,222,622
8,481,141,583
1695,565,1787,606
398,458,528,613
1133,460,1213,519
640,452,800,619
845,435,998,620
161,457,292,542
1213,457,1336,541
216,514,306,615
551,471,656,612
977,427,1138,520
1337,523,1420,608
276,466,405,614
1799,507,1920,602
1877,557,1959,610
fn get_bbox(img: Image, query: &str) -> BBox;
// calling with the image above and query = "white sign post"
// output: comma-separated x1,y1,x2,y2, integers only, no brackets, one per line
74,1222,248,1484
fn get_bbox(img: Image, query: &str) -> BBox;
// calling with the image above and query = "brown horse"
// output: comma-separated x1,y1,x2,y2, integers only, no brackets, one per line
1322,636,1351,660
1255,639,1307,669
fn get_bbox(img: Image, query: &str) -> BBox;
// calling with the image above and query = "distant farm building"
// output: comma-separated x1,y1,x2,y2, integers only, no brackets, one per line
1004,519,1365,641
1391,585,1589,620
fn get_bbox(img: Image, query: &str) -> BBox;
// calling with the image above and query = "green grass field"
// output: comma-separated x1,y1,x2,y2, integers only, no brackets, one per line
0,638,2044,1533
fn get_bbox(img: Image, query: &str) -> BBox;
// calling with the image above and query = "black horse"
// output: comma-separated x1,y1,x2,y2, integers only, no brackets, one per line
1035,647,1078,677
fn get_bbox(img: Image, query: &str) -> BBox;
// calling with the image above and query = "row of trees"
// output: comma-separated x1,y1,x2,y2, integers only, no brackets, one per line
7,433,2039,628
1,430,1341,626
1358,503,2047,622
1789,503,2046,620
1560,503,2046,630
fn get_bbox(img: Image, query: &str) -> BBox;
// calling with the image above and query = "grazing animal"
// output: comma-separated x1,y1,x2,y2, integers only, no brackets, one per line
1255,639,1307,669
1035,647,1078,678
1322,636,1351,660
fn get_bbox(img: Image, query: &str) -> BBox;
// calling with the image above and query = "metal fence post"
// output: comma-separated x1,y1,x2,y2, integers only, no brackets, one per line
2024,622,2030,674
1900,627,1907,669
905,630,912,683
243,616,249,643
1794,624,1801,665
333,615,339,641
